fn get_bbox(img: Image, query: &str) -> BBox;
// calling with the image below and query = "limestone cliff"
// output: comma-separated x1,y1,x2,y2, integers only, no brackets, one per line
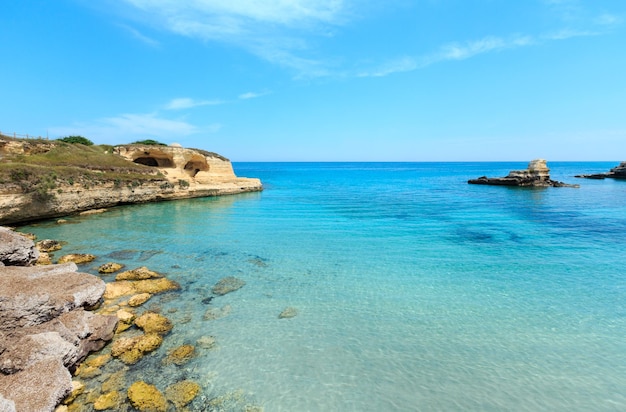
0,140,262,225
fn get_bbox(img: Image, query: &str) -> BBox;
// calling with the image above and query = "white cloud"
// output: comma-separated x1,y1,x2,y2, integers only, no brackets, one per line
117,0,351,76
238,90,271,100
595,13,623,27
165,97,223,110
49,113,219,144
120,24,160,47
357,56,417,78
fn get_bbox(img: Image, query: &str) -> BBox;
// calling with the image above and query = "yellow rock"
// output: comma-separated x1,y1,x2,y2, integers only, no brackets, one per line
134,278,180,294
117,309,136,324
75,364,101,379
61,380,85,405
128,293,152,307
93,391,123,411
36,252,52,265
103,278,179,300
116,266,162,281
98,262,124,274
111,333,163,365
165,380,201,408
103,281,136,299
115,322,133,334
127,381,167,412
163,344,195,366
57,253,97,264
54,405,69,412
134,312,173,335
85,354,111,368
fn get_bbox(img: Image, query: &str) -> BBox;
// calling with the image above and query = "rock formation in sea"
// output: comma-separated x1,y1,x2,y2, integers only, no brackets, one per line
468,159,579,187
0,139,262,225
575,161,626,179
0,227,117,412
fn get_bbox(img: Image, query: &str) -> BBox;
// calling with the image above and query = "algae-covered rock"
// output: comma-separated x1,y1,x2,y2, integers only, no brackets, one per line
57,254,96,264
115,266,163,281
127,381,167,412
101,368,128,393
84,354,111,368
93,391,123,411
36,239,64,253
212,276,246,295
279,307,298,319
98,262,124,274
165,380,201,408
128,293,152,307
103,278,179,300
163,344,195,366
134,312,173,335
111,333,163,365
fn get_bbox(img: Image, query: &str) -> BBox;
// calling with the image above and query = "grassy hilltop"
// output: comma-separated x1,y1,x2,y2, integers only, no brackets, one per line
0,134,167,201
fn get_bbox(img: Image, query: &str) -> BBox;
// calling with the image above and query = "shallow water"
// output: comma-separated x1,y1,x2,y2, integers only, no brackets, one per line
21,162,626,411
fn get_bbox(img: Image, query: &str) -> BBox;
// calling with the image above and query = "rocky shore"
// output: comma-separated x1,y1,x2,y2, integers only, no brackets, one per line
0,139,262,225
0,228,117,412
468,159,579,188
575,161,626,180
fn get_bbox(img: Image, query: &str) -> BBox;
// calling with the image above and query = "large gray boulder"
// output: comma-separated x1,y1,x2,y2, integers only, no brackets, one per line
0,263,117,411
0,227,38,266
0,263,105,332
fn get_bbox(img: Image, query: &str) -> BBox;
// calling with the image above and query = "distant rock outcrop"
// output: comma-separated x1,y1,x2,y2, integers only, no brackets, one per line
468,159,579,188
575,161,626,180
0,228,117,412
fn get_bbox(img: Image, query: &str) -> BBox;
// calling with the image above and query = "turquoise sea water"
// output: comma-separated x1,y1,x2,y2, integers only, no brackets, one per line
21,162,626,411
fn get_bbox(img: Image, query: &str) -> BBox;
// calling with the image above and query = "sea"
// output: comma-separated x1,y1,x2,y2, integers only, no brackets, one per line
19,162,626,411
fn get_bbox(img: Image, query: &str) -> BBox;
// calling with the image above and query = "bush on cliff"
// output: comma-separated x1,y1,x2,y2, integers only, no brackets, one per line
57,135,94,146
131,139,166,146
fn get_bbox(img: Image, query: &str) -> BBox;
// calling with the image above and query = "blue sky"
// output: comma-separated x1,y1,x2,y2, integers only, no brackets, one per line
1,0,625,161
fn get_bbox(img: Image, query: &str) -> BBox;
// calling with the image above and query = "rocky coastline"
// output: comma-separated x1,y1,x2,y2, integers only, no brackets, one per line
0,228,117,412
0,139,263,225
575,161,626,180
468,159,579,188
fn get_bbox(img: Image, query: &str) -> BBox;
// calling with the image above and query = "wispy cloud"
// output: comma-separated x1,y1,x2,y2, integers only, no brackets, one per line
119,0,349,75
120,24,160,47
238,90,271,100
165,97,224,110
49,113,219,144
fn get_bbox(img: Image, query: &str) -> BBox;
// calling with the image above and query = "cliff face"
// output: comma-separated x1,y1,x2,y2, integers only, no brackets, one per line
0,142,262,225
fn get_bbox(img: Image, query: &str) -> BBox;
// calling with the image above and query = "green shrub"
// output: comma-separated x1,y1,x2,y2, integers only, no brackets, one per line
131,139,166,146
57,135,94,145
178,179,190,189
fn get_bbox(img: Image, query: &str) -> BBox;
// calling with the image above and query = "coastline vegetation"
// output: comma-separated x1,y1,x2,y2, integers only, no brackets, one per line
0,134,167,201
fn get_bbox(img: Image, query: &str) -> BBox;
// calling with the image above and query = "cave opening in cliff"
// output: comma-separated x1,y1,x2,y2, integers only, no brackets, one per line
133,156,174,168
184,158,209,177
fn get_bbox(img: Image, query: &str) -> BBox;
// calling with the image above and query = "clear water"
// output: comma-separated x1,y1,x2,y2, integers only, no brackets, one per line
20,162,626,411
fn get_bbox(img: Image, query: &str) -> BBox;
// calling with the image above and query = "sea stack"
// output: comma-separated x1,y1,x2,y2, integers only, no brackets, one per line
468,159,579,188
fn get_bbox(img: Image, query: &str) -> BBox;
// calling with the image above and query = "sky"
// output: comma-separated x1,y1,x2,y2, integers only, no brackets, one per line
1,0,625,161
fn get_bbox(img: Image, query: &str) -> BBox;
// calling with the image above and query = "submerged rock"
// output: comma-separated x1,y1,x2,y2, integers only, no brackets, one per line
163,345,195,366
127,381,167,412
212,276,246,295
103,277,180,299
115,266,163,281
93,390,123,411
278,307,298,319
128,293,152,307
111,333,163,365
134,312,173,335
203,305,232,321
468,159,579,188
165,380,201,408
